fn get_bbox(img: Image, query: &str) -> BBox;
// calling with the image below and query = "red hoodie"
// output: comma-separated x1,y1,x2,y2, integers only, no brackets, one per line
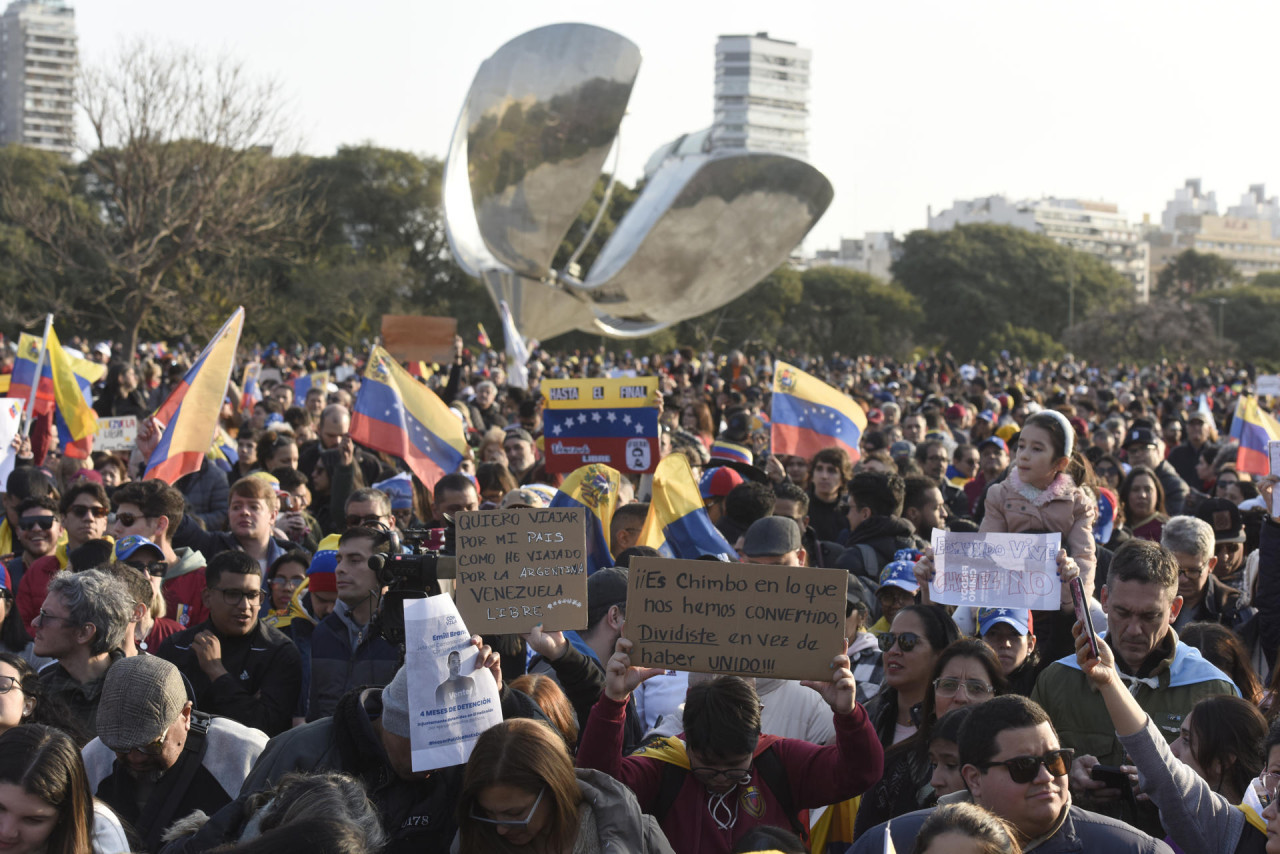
576,694,883,854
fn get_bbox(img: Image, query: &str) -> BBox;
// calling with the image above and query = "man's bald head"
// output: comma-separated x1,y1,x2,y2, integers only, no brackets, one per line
320,404,351,448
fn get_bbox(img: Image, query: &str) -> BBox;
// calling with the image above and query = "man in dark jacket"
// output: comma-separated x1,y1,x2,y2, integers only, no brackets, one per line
835,471,924,583
772,481,844,567
159,551,302,736
852,696,1172,853
1124,427,1189,516
1162,515,1253,632
172,476,296,575
82,655,267,853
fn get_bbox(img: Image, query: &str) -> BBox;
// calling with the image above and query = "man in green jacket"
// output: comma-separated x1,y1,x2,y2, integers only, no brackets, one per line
1030,539,1237,834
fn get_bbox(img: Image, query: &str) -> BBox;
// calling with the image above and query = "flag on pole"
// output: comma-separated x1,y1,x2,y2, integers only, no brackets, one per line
349,346,468,490
498,301,530,390
548,463,620,575
1198,393,1213,420
477,323,491,349
1230,395,1280,476
638,454,737,560
241,362,262,413
771,360,866,463
145,308,245,482
47,327,102,459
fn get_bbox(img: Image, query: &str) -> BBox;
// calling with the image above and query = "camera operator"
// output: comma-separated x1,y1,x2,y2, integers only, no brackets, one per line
306,526,399,721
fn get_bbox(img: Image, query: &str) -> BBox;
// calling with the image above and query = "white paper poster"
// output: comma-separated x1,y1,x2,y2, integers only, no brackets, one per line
0,398,24,488
403,594,502,772
95,416,137,451
1258,375,1280,397
930,531,1063,611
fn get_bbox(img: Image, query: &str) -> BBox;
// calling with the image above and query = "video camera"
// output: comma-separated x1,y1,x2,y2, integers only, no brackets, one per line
368,520,457,648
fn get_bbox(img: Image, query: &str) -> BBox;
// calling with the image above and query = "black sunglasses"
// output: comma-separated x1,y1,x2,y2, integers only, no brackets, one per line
878,631,924,653
979,748,1075,783
18,516,55,531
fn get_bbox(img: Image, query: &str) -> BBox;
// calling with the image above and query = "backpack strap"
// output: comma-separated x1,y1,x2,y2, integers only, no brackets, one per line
856,544,881,582
754,744,808,842
651,761,689,825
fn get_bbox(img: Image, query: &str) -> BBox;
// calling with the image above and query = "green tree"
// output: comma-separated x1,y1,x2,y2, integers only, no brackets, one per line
786,267,921,357
1154,249,1242,297
1249,271,1280,289
1189,287,1280,369
892,224,1132,359
1062,300,1229,364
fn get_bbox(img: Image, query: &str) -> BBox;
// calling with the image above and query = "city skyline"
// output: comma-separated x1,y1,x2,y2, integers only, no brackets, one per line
74,1,1280,255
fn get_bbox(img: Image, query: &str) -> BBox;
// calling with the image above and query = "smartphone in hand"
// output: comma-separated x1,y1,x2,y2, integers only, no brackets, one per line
1071,576,1100,659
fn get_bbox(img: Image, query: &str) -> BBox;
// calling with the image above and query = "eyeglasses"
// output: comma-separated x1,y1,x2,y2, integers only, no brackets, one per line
1177,564,1209,581
68,505,109,520
110,511,154,528
1255,772,1280,810
114,727,169,758
345,514,386,528
136,561,168,578
979,748,1075,783
32,609,80,628
469,787,545,828
270,576,304,589
211,588,266,606
690,766,753,785
933,677,995,699
0,675,21,695
879,631,925,653
18,516,55,531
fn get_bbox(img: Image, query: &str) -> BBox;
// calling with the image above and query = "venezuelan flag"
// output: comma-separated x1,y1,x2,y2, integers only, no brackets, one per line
291,370,329,401
145,309,245,483
1229,395,1280,476
349,346,467,490
638,454,737,560
770,360,866,462
241,362,262,413
549,463,619,575
208,426,239,473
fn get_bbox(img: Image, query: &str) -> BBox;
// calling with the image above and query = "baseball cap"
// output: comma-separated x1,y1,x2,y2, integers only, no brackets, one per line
306,533,341,593
93,342,112,358
978,436,1007,453
1194,498,1246,544
1187,410,1213,425
742,516,802,557
97,656,188,752
709,440,754,467
878,559,920,595
866,408,884,425
504,427,535,444
114,535,163,563
372,473,413,511
587,567,629,625
978,607,1032,636
501,487,549,509
700,466,744,500
1123,427,1159,449
889,440,915,460
945,404,965,421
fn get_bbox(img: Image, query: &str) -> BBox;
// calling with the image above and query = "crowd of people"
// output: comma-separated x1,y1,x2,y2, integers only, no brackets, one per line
1,332,1279,854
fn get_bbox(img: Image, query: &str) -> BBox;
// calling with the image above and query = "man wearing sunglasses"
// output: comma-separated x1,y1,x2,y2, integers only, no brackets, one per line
15,482,110,636
82,655,268,854
5,496,63,627
111,479,210,629
159,551,301,737
852,695,1172,853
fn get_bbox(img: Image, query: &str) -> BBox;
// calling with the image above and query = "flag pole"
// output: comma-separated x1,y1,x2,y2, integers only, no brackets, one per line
20,314,52,439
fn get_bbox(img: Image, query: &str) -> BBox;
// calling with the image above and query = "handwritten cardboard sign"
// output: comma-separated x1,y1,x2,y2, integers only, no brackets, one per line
380,315,458,366
930,531,1062,611
453,507,589,633
625,556,845,681
541,377,660,474
95,416,137,451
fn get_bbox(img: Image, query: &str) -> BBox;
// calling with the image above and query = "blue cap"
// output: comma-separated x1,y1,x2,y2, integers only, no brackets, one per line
978,608,1031,636
978,436,1008,453
373,473,414,511
878,559,919,594
114,535,163,562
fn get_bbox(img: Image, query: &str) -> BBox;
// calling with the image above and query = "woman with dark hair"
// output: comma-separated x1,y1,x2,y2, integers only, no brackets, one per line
855,639,1007,835
925,706,974,800
457,718,674,853
863,604,961,749
1180,622,1264,707
0,723,120,854
93,363,148,419
256,433,299,472
475,462,518,508
808,447,853,543
1119,465,1168,542
680,401,715,450
0,653,83,740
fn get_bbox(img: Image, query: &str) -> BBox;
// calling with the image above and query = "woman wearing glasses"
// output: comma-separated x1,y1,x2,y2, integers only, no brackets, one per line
863,604,960,749
1074,620,1274,854
456,718,675,853
856,639,1007,836
0,653,82,738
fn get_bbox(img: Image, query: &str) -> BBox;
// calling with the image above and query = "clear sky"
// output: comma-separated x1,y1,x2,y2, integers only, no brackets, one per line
76,0,1280,253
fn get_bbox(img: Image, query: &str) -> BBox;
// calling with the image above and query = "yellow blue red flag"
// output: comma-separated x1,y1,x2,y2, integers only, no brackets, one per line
1230,395,1280,476
145,308,245,483
771,360,866,462
549,463,620,575
638,454,737,560
47,326,102,458
291,370,329,401
350,346,468,490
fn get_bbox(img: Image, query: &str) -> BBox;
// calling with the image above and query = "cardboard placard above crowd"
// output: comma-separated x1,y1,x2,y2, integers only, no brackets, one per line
541,377,659,474
453,506,589,633
625,556,845,682
929,531,1063,611
95,416,137,451
379,314,458,366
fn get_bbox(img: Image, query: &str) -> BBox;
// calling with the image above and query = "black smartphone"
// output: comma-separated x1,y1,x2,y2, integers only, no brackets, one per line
1071,576,1100,659
1091,764,1137,806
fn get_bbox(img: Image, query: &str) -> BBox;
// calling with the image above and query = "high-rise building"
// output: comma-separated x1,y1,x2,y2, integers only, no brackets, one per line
711,32,809,159
928,195,1151,301
0,0,75,158
1160,178,1217,234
